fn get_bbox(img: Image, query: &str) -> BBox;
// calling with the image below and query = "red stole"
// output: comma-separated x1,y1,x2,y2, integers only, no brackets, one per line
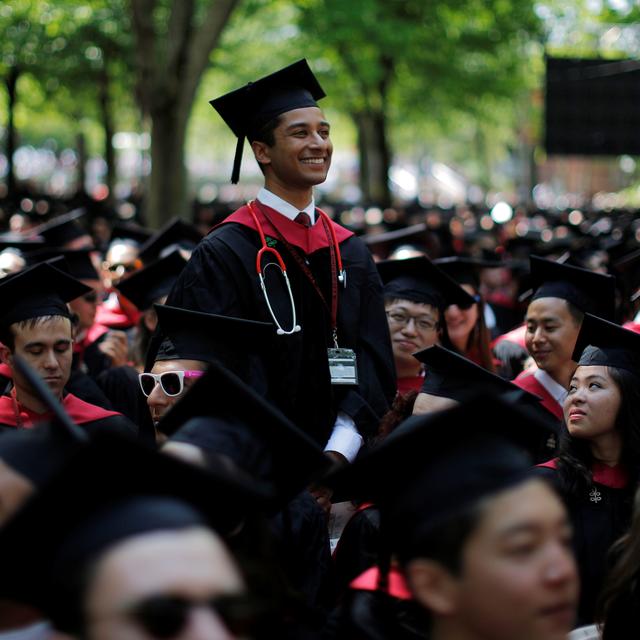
219,201,354,255
397,376,424,395
513,371,564,420
349,566,413,601
0,391,121,428
538,458,629,489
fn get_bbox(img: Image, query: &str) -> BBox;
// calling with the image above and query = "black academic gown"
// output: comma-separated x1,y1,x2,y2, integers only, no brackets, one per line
537,460,636,625
165,203,396,444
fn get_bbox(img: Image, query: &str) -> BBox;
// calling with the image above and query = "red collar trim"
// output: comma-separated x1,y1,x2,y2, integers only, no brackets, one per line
0,392,121,427
349,566,413,601
219,202,353,254
537,458,629,488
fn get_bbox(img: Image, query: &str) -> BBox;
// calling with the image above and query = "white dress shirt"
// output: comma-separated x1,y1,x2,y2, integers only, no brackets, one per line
534,368,568,406
256,188,363,462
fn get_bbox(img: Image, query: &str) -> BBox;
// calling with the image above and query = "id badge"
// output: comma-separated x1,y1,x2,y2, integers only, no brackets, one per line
327,348,358,385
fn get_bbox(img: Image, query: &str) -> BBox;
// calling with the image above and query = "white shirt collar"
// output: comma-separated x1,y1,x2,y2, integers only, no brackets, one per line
257,187,315,224
534,368,568,405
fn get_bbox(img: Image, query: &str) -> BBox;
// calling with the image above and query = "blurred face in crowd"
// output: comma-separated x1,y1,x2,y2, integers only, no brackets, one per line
565,365,622,451
0,460,34,526
385,299,440,377
84,527,248,640
69,280,104,333
103,242,140,288
444,285,479,353
525,298,581,384
0,316,73,404
406,478,578,640
0,250,25,279
144,359,207,428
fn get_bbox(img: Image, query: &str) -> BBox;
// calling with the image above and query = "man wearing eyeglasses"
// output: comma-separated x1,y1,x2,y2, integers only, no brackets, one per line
0,262,136,437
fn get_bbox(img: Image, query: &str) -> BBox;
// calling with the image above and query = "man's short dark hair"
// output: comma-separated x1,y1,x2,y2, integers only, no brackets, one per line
250,115,283,175
0,315,71,352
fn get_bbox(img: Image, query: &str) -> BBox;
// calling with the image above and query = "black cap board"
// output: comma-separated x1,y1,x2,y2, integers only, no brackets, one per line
0,234,45,254
108,221,153,247
433,256,503,289
138,217,203,265
210,59,326,183
0,430,269,632
572,313,640,376
529,255,616,319
115,250,187,311
325,396,552,561
29,209,89,248
0,262,92,327
159,359,329,508
27,248,100,281
152,304,273,375
377,255,476,310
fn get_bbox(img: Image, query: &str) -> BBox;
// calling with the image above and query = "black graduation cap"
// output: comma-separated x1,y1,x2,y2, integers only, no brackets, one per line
377,255,476,310
362,223,431,259
138,217,203,265
30,209,89,248
433,255,503,289
26,248,99,281
159,359,330,508
210,59,326,183
108,221,153,247
0,234,44,254
0,262,92,328
325,396,552,560
115,250,187,311
414,344,539,403
153,304,273,374
572,313,640,376
529,255,616,320
0,429,269,632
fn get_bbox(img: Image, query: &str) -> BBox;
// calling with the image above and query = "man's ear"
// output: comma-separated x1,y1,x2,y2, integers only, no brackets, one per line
405,558,460,616
251,140,272,167
0,343,13,367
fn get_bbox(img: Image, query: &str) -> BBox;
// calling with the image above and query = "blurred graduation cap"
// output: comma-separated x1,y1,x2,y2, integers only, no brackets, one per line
572,313,640,376
377,255,476,311
27,248,100,281
433,255,503,289
325,396,553,558
210,59,326,184
0,262,92,328
151,304,273,378
108,221,153,247
138,217,203,265
159,359,329,508
0,234,44,255
528,255,616,320
115,250,187,311
0,428,269,633
30,209,90,248
362,223,430,259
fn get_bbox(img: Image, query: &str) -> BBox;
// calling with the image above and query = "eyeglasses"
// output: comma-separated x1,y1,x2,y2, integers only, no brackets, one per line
138,370,204,397
123,594,267,638
386,310,438,332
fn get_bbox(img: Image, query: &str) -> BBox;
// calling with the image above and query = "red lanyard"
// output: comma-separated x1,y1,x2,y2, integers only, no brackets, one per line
247,200,344,345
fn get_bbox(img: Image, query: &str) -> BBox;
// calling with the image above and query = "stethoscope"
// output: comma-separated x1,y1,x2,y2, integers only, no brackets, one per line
246,201,345,335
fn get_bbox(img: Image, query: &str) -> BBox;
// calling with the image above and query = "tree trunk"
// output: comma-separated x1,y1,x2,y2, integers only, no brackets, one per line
98,66,116,202
5,66,19,199
145,103,189,228
75,126,87,195
354,109,392,207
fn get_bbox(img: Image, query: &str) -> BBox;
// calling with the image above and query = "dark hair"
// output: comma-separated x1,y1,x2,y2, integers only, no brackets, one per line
0,316,71,352
598,486,640,638
396,500,485,575
249,115,283,176
555,366,640,498
376,390,418,441
566,300,585,327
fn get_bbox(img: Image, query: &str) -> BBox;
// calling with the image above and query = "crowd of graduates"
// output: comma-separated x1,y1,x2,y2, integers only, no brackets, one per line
0,59,639,640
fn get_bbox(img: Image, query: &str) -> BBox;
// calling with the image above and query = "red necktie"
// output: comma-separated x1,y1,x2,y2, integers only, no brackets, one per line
295,211,312,228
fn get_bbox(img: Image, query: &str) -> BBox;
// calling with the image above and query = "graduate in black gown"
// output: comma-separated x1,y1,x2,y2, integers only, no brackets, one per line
325,396,577,640
165,60,395,461
536,313,640,625
0,263,136,437
159,359,334,639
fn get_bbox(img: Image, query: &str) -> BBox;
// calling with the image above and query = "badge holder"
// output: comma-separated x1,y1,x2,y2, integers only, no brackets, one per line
328,330,358,385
